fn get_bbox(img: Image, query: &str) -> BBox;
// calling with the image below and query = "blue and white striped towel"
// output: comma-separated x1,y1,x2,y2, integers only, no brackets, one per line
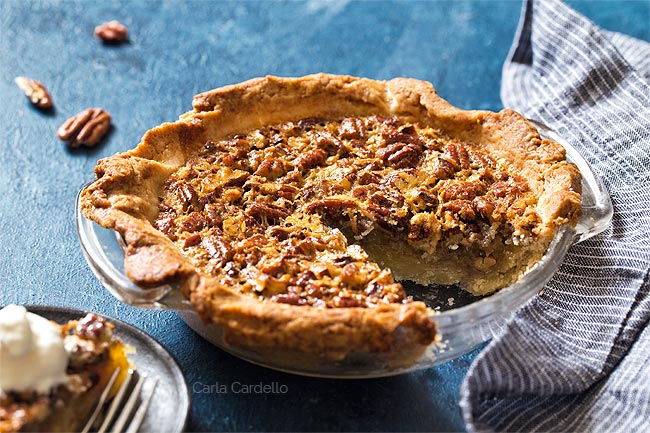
459,0,650,431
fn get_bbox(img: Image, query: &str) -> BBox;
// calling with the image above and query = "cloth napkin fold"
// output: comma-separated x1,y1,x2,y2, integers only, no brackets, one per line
459,0,650,431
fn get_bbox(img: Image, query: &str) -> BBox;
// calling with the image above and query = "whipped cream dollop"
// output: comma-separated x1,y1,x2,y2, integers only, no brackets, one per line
0,305,69,395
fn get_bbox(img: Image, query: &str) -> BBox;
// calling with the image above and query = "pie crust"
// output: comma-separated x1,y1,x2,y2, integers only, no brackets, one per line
80,74,581,360
0,314,131,432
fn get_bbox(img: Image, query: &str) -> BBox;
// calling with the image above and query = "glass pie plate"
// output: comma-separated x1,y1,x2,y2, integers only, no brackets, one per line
76,121,612,378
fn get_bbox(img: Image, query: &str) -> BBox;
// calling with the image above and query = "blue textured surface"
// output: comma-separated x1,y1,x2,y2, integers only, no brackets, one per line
1,1,647,431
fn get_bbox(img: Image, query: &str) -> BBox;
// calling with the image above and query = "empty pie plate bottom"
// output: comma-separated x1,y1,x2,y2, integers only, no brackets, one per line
76,122,612,378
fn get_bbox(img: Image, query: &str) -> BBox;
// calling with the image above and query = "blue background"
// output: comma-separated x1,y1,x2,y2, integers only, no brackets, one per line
1,1,648,431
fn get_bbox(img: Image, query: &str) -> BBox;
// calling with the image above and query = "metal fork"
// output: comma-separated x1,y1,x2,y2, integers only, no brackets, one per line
81,368,158,433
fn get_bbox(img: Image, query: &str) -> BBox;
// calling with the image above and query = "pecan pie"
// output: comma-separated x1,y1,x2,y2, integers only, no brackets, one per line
0,310,132,432
80,74,581,359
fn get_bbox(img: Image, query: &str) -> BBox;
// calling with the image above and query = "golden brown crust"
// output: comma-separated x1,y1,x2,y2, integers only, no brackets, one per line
80,74,581,358
190,278,435,359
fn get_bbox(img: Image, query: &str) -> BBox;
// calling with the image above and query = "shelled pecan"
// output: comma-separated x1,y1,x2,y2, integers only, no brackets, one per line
246,202,289,222
14,77,53,109
338,117,365,139
305,197,357,215
296,148,328,170
376,141,424,169
57,108,111,148
94,20,129,44
202,235,234,265
441,142,471,170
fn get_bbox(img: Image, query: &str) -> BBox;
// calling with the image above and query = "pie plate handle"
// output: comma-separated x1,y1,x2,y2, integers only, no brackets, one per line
76,184,193,311
529,120,613,244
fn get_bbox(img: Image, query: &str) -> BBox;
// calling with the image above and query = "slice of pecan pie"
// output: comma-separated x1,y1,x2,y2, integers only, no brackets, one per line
0,310,132,432
80,74,581,359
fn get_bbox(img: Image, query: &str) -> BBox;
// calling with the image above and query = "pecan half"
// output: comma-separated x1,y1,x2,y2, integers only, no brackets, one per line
339,118,365,140
442,199,476,220
368,204,409,231
181,212,206,232
376,141,423,169
57,108,111,148
272,293,305,306
470,150,495,170
490,176,529,199
183,183,200,207
223,170,250,187
333,296,362,308
155,214,176,237
433,159,456,179
296,148,328,170
94,20,129,44
370,191,397,209
278,184,299,200
76,314,110,340
417,190,438,206
357,171,381,185
246,202,289,222
292,236,328,255
382,128,422,146
364,281,382,297
473,196,496,220
183,233,202,248
268,226,291,241
14,77,53,109
255,158,285,180
441,142,471,170
314,131,343,155
305,197,357,215
352,184,379,198
439,180,487,201
205,203,225,227
202,235,234,265
388,145,422,168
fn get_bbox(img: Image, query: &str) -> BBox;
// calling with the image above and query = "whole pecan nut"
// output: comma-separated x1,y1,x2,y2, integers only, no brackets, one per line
94,20,129,44
14,77,53,109
57,108,111,147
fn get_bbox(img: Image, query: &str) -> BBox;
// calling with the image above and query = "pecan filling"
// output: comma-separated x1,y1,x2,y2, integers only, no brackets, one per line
157,116,543,306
